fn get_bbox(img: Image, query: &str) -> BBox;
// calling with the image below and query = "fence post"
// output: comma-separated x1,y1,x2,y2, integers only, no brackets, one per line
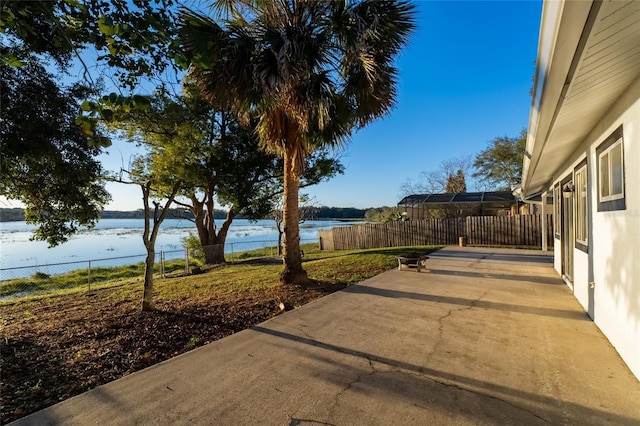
87,260,91,292
160,251,165,278
185,248,190,275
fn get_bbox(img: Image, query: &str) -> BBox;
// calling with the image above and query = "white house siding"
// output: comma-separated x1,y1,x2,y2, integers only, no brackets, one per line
553,237,561,273
572,251,590,310
592,83,640,381
550,76,640,379
551,156,589,307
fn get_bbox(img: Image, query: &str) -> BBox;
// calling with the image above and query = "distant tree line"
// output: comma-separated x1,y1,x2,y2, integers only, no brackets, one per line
315,207,366,219
0,208,216,222
0,207,371,222
0,208,25,222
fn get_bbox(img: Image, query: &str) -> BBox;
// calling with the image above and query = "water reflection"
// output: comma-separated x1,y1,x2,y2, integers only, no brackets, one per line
0,219,355,277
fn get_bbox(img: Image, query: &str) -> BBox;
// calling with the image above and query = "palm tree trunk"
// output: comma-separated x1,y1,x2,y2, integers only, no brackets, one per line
281,148,308,285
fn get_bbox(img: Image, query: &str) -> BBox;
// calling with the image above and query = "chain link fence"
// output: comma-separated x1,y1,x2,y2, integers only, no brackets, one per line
0,239,315,302
0,250,190,302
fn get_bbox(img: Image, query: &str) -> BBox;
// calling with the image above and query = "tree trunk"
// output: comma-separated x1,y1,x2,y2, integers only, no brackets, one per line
281,149,308,285
142,246,155,311
200,210,235,265
203,243,226,264
190,195,237,265
276,218,283,256
139,181,179,312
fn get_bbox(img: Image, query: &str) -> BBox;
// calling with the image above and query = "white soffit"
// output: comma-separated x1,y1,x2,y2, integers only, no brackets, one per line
524,0,640,196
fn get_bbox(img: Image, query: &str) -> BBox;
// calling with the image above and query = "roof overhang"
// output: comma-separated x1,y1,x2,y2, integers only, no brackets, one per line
522,0,640,198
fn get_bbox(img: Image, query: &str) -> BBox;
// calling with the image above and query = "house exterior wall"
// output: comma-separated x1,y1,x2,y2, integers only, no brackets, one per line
572,247,589,313
549,76,640,379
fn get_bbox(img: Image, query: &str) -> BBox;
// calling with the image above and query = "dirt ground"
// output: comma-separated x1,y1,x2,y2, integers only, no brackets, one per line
1,280,345,424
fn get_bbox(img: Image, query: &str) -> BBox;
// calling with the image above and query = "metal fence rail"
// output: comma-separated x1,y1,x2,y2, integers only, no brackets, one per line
0,250,187,302
0,251,180,281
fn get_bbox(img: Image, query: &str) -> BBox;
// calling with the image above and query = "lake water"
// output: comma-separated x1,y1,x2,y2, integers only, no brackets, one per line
0,219,353,279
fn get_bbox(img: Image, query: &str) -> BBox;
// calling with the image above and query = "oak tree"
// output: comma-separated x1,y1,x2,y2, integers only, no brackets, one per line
473,130,527,191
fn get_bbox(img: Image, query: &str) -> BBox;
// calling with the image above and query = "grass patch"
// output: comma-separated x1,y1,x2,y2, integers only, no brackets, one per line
1,244,440,305
228,245,279,260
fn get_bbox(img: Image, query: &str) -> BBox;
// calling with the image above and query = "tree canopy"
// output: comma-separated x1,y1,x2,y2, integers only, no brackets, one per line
446,169,467,193
472,130,526,191
1,0,181,89
1,0,183,245
108,89,342,265
0,57,110,246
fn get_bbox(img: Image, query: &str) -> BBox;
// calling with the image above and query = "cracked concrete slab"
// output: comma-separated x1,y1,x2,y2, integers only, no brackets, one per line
12,247,640,425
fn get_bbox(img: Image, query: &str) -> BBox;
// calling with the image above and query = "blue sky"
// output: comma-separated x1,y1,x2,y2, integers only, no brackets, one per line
97,0,543,211
303,0,543,209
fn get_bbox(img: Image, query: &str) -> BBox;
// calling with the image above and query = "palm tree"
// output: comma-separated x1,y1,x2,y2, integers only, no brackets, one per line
180,0,416,285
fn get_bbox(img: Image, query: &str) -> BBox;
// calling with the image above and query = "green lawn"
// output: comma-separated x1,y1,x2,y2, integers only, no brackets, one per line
1,244,441,304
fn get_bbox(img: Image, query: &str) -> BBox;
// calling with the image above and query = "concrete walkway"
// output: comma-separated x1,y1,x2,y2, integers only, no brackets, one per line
13,247,640,425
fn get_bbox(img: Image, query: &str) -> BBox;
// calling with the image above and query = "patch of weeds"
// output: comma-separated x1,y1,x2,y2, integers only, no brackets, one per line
33,272,50,280
23,310,37,320
29,379,43,394
185,336,200,350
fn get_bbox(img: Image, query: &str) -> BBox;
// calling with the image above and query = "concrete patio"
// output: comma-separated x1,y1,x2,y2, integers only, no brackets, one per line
12,247,640,425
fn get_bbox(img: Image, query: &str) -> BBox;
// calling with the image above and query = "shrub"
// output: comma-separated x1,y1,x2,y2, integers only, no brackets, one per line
181,233,205,264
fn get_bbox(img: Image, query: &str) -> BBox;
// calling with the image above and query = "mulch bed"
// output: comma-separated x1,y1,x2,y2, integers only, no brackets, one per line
1,281,345,424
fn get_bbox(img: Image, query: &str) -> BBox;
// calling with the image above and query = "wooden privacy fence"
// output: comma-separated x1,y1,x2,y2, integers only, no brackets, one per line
318,214,553,251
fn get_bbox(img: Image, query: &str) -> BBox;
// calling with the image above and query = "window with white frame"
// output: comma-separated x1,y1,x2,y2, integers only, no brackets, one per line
600,139,623,200
597,127,625,211
575,164,588,250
